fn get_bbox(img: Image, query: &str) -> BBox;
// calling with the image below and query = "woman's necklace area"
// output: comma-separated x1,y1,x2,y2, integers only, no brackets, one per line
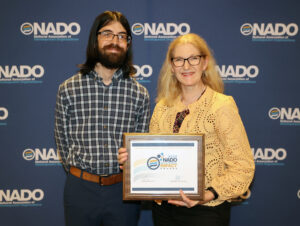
181,86,206,107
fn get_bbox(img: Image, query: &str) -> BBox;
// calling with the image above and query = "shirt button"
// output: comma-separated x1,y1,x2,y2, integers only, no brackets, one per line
104,144,108,148
104,163,109,167
104,106,108,110
104,125,107,129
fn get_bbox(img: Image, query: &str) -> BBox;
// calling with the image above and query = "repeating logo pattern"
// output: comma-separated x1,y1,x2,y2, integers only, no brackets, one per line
20,22,80,41
0,107,8,126
217,65,259,83
133,64,153,83
252,147,287,166
132,22,190,41
0,65,44,83
241,23,298,42
23,148,62,166
269,107,300,126
0,189,44,207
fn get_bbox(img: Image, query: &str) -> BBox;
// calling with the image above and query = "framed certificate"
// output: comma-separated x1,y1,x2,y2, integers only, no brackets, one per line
122,133,205,200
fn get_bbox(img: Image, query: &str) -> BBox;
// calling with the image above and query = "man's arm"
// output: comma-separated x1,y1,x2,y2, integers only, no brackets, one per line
54,84,70,172
135,87,151,133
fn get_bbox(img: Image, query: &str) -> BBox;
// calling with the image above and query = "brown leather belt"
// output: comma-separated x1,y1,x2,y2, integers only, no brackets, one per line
70,166,122,186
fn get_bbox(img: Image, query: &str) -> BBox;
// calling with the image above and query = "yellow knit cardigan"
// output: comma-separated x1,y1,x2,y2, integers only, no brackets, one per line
150,86,255,206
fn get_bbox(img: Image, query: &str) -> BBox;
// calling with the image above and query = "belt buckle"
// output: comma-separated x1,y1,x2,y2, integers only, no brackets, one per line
99,174,108,186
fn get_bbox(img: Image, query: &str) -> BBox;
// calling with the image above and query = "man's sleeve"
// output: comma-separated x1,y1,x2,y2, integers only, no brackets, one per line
135,87,151,133
54,84,70,172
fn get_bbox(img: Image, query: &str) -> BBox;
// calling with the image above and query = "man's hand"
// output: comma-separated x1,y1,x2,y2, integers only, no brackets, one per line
118,147,128,170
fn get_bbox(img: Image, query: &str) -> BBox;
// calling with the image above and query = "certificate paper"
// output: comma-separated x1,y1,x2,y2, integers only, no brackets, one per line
131,140,198,194
123,134,204,200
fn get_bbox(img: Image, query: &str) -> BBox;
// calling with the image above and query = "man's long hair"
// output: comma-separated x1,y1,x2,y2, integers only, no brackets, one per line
78,11,135,78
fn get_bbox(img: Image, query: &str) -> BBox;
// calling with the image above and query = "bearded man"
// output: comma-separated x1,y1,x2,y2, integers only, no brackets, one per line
54,11,150,226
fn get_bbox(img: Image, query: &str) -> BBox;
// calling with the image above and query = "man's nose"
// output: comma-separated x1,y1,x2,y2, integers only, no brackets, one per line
111,35,119,44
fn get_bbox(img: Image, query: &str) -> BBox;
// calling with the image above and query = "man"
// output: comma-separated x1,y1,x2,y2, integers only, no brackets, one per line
55,11,150,226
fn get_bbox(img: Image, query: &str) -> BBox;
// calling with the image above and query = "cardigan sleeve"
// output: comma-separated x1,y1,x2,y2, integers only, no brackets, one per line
149,102,162,133
210,97,255,201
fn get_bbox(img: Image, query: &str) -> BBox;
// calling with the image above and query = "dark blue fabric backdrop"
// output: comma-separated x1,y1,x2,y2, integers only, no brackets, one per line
1,0,300,225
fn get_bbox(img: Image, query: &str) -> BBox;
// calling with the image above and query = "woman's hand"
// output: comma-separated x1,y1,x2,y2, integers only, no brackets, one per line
167,189,215,208
117,148,128,170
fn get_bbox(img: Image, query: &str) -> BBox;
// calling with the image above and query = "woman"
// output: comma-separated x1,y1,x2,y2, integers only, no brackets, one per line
119,33,255,226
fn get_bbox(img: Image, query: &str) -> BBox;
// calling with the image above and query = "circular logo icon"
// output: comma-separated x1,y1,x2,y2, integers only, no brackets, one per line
269,107,281,120
132,23,144,35
0,107,8,120
23,149,35,160
147,157,160,170
240,23,253,36
20,22,33,35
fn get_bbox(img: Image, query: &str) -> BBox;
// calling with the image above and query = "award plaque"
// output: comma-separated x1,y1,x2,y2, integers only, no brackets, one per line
122,133,205,200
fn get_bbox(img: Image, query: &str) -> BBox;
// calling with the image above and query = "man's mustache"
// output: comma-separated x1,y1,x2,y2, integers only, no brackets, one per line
103,44,123,52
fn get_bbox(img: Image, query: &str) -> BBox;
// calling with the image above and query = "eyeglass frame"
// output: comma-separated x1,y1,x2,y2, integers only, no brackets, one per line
171,55,205,67
97,30,132,44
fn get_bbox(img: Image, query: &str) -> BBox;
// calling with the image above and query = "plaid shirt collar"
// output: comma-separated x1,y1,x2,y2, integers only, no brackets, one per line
88,68,123,84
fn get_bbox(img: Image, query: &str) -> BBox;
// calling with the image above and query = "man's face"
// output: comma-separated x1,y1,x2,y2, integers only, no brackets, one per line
97,21,129,69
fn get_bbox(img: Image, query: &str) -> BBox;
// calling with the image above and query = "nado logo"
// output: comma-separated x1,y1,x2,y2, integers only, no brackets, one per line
23,148,61,166
297,189,300,199
146,153,178,170
133,65,153,83
0,107,8,126
132,23,144,35
268,107,300,126
240,24,252,36
20,22,80,41
20,22,33,35
132,22,190,41
217,65,259,84
147,157,160,170
0,189,44,207
240,23,298,42
0,65,44,84
269,108,280,119
252,147,287,166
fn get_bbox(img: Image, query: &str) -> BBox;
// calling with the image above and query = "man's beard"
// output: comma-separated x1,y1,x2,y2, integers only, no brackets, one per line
97,44,127,69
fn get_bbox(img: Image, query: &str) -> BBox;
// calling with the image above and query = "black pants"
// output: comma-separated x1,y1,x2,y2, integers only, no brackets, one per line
64,173,140,226
152,201,230,226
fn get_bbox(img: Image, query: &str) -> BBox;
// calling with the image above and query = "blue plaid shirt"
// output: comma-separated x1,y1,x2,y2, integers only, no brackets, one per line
54,69,150,175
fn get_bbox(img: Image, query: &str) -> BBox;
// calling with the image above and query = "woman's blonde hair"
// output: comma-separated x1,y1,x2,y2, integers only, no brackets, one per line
156,33,224,106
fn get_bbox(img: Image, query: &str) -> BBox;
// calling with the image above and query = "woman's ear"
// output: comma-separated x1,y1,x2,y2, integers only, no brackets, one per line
202,57,209,71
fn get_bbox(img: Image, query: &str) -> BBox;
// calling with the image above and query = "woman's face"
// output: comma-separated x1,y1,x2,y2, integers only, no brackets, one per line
171,43,208,89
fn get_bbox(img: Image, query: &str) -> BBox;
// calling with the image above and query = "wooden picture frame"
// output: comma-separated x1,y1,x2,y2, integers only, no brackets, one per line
122,133,205,200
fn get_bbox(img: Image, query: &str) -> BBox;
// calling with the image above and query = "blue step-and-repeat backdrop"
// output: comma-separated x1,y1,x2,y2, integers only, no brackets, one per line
1,0,299,225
